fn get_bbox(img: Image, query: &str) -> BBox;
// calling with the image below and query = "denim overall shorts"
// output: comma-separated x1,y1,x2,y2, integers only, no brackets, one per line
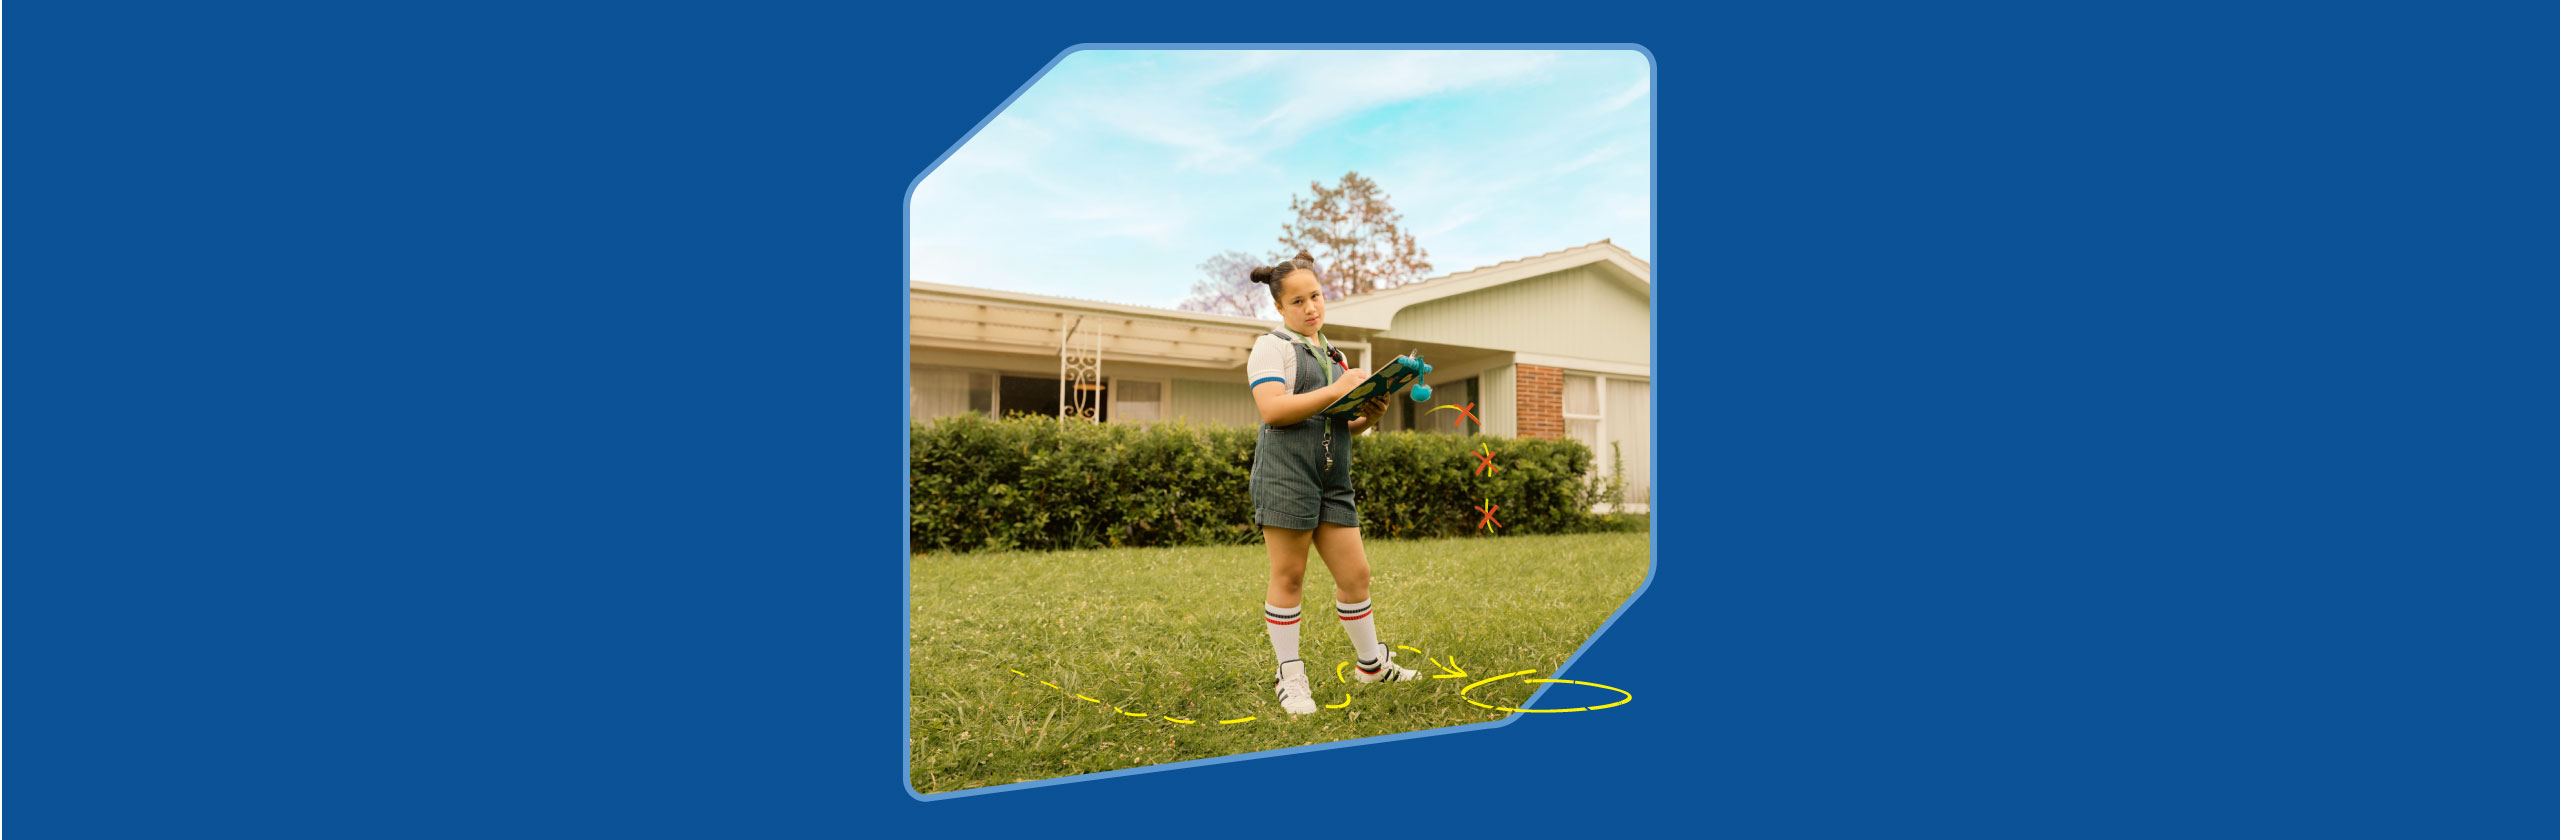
1249,330,1360,530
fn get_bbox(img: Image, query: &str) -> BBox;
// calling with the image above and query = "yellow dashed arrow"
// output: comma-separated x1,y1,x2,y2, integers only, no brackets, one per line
1001,647,1627,726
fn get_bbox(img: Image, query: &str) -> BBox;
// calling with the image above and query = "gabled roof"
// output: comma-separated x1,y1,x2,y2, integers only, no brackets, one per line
1319,239,1650,331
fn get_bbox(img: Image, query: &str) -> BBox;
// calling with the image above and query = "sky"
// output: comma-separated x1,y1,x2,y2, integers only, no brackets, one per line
909,50,1651,309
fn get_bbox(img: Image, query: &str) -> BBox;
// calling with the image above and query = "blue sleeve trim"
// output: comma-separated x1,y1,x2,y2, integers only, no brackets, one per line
1250,377,1286,388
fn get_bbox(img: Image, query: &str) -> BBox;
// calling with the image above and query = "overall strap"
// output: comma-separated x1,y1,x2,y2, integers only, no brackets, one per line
1267,328,1337,396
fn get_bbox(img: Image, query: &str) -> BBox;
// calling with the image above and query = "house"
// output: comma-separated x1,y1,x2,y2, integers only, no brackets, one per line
908,240,1650,506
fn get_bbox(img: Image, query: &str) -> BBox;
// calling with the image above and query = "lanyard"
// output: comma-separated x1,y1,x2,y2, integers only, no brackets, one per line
1297,330,1342,385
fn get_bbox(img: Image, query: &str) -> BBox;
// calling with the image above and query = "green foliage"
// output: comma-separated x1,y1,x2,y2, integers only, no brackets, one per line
1347,431,1605,540
1578,441,1644,533
909,415,1622,552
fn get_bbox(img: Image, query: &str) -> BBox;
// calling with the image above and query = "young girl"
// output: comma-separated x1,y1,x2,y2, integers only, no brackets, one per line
1244,251,1422,716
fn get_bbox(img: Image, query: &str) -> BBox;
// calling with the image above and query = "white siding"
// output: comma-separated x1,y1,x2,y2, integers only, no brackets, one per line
1168,378,1261,427
1383,267,1649,364
1479,365,1518,438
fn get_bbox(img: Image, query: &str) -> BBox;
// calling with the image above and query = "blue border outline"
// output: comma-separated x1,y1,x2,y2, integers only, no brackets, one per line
903,42,1657,802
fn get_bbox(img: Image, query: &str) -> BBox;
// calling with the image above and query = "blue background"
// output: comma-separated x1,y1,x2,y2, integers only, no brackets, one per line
14,2,2552,837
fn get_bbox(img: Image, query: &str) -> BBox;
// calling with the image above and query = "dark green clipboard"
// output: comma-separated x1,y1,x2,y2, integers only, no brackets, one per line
1316,355,1428,418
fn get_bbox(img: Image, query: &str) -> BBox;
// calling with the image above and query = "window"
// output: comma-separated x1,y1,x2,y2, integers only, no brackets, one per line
911,367,996,420
1563,373,1651,507
1605,378,1650,505
1564,373,1604,454
1000,373,1083,420
1110,378,1164,423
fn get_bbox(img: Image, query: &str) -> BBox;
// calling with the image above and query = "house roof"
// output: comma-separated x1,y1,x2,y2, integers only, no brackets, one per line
1319,239,1650,331
910,281,1285,331
905,240,1646,368
909,281,1378,371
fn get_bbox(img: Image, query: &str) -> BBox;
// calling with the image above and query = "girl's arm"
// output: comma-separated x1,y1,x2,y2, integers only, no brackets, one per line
1252,368,1369,427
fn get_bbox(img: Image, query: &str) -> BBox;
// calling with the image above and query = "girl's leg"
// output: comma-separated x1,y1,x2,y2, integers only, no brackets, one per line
1263,526,1313,609
1309,522,1370,603
1313,523,1415,681
1262,526,1313,670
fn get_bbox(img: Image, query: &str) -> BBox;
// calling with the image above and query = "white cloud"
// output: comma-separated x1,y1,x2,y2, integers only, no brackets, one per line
1252,51,1557,137
1418,208,1485,238
1596,73,1649,114
1037,50,1563,174
1555,141,1626,175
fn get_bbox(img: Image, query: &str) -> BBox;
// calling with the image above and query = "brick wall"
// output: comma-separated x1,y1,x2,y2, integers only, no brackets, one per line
1515,364,1565,440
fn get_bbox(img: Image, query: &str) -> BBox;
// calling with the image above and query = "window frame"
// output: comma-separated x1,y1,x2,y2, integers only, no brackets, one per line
1563,372,1607,461
1106,375,1169,424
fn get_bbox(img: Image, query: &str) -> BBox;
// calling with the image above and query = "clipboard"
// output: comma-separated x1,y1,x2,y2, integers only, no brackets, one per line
1316,354,1429,418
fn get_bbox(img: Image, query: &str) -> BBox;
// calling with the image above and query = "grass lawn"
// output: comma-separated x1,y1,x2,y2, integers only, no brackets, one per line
907,531,1650,794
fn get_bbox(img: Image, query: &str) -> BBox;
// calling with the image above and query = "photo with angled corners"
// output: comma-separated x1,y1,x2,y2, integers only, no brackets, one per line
905,48,1652,796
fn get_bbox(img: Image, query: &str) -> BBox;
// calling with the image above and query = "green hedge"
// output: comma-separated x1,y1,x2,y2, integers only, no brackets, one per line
909,415,1629,553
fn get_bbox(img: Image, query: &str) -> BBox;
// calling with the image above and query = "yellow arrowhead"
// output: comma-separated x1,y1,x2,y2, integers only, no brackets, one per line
1430,655,1468,680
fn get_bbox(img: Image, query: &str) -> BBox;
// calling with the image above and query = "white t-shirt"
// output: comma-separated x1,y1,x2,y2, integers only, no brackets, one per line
1246,330,1337,391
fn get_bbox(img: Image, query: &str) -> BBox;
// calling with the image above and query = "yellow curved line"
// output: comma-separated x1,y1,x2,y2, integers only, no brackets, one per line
1075,694,1100,704
1040,681,1062,691
1459,670,1539,710
1460,671,1633,713
1218,716,1258,725
1114,707,1147,717
1524,678,1634,710
1335,661,1349,684
1162,717,1196,725
1009,669,1029,678
1325,693,1352,709
1396,645,1425,655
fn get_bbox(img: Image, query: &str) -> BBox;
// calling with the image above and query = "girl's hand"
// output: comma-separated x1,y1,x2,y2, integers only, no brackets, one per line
1334,367,1371,394
1348,395,1390,434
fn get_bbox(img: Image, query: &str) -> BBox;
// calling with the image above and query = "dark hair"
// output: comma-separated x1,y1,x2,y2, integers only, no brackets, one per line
1248,251,1320,301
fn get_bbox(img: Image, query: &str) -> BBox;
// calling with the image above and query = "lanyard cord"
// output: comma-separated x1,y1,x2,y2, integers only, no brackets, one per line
1305,331,1342,468
1295,330,1342,385
1284,328,1344,464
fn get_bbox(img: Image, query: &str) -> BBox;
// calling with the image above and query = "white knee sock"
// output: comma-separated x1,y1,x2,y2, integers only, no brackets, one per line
1264,602,1304,676
1337,598,1385,674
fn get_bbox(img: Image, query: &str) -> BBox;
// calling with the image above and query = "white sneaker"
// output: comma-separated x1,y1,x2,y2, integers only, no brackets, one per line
1353,649,1423,684
1273,660,1319,715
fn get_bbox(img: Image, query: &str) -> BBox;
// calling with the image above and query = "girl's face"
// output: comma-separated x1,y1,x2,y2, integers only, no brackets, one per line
1274,271,1326,336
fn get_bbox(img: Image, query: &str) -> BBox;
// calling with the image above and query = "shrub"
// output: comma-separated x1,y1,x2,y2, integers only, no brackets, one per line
909,415,1620,553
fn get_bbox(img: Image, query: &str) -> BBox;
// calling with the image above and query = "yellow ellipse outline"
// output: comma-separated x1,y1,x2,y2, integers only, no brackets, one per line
1458,670,1633,713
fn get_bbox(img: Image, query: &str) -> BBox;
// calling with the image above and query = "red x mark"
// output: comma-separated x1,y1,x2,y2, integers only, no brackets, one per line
1426,402,1481,429
1474,500,1503,530
1472,445,1501,476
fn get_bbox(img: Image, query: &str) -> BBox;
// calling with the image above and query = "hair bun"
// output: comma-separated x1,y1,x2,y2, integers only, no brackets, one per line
1293,250,1315,263
1249,265,1276,284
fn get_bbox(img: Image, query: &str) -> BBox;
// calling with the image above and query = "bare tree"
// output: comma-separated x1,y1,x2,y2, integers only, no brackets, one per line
1277,172,1434,299
1174,250,1274,318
